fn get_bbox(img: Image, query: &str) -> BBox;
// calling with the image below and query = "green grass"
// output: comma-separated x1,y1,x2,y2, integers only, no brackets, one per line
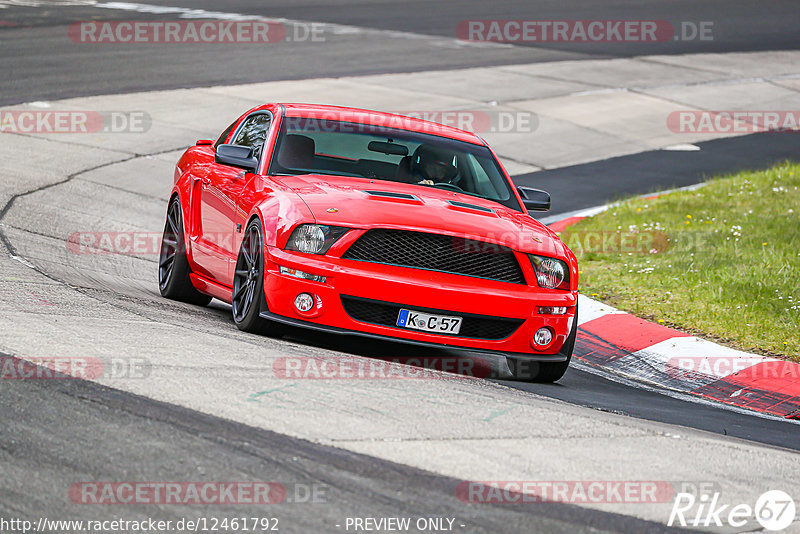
565,161,800,361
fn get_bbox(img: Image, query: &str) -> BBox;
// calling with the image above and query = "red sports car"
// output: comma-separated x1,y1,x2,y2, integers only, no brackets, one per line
159,103,578,381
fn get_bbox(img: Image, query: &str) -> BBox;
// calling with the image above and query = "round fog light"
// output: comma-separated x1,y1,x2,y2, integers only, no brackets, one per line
533,327,553,347
294,293,314,313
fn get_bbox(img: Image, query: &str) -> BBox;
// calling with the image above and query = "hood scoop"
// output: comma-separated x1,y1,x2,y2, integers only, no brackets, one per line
448,200,495,214
362,190,423,204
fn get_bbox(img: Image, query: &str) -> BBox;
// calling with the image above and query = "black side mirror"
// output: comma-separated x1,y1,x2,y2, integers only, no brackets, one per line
517,186,551,212
215,144,258,173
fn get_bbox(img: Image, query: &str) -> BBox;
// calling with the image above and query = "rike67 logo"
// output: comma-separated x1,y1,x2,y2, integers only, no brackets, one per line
669,490,796,531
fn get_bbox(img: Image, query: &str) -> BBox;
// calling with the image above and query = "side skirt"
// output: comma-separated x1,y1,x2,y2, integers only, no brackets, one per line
189,273,232,303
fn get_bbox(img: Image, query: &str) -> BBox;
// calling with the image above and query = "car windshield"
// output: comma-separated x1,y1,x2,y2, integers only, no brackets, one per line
268,116,519,210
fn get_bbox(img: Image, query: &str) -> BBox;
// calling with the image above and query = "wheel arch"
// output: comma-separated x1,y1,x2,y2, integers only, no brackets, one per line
167,190,201,275
248,189,316,251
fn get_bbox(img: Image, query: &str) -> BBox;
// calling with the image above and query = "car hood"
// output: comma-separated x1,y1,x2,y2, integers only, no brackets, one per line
275,174,565,256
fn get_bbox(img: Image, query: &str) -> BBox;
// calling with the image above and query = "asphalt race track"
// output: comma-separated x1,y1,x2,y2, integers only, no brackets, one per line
3,358,687,534
519,132,800,217
1,1,799,532
2,0,800,105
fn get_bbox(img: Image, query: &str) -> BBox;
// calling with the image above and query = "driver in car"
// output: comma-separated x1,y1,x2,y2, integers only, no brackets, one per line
411,145,459,186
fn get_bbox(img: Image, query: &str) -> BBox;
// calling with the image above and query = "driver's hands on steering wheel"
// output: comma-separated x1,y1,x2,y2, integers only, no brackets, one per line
417,179,434,185
430,181,463,192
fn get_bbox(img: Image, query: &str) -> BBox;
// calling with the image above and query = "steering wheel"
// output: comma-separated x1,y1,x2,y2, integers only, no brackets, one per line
431,182,464,192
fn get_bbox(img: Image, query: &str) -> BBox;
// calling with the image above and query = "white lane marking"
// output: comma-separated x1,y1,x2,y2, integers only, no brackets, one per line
577,294,625,326
538,181,709,226
662,143,700,151
570,87,629,97
93,1,511,49
11,255,35,268
538,205,608,226
571,357,800,425
0,0,96,6
1,0,510,48
631,336,777,380
97,1,260,21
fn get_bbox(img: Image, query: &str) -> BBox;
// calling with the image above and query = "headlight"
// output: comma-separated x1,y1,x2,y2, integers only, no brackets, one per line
529,255,570,290
285,224,349,254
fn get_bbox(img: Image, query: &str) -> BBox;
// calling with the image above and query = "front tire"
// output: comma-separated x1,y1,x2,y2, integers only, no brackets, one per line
231,219,282,336
507,302,578,383
158,198,212,306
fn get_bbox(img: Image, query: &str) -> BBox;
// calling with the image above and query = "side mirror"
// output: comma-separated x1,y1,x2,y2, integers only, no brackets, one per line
195,139,213,146
215,144,258,173
518,186,551,212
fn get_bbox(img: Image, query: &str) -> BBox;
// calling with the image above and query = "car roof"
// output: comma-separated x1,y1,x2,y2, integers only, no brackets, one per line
266,103,487,145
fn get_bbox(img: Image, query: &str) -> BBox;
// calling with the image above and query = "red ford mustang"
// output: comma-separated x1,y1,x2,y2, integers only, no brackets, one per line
159,103,578,381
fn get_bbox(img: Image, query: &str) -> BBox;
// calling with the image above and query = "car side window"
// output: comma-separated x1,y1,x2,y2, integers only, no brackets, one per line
233,113,272,160
214,120,237,149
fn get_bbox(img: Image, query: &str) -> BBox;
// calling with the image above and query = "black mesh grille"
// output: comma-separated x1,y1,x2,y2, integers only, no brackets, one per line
342,229,526,284
341,296,524,340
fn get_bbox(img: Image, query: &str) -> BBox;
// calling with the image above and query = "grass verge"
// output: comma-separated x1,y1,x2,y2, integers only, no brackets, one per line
564,160,799,362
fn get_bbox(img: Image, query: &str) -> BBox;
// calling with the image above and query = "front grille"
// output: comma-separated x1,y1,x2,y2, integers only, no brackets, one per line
342,229,526,284
341,296,524,340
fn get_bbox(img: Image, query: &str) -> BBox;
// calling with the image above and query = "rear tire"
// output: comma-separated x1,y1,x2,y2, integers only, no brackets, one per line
158,198,212,306
507,302,578,383
231,218,282,336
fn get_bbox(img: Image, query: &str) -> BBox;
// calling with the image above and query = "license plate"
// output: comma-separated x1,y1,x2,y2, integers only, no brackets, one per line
397,309,462,334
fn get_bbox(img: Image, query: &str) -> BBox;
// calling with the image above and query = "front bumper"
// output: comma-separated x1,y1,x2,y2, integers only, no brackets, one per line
263,246,577,359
